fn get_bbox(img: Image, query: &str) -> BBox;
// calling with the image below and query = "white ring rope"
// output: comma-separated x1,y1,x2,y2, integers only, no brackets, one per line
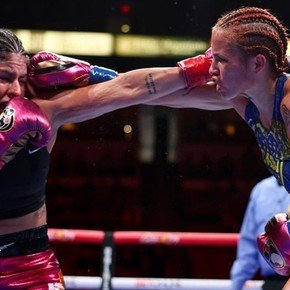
64,276,263,290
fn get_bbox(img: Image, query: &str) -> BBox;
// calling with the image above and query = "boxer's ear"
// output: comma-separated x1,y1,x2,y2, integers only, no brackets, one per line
253,54,267,72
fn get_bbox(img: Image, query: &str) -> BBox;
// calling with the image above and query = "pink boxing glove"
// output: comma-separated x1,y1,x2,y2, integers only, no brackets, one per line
28,51,118,92
0,97,52,169
257,213,290,276
177,48,212,89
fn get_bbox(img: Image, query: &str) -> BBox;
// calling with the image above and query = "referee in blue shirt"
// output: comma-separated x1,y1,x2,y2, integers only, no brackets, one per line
230,176,290,290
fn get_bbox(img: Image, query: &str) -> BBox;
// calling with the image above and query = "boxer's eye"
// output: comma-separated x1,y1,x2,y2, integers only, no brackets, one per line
216,56,226,63
0,76,10,83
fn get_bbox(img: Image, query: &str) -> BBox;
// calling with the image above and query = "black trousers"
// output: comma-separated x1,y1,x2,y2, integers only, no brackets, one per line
263,275,289,290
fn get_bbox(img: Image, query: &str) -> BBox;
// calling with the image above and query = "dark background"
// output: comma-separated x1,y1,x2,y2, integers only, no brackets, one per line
1,0,289,38
1,0,288,281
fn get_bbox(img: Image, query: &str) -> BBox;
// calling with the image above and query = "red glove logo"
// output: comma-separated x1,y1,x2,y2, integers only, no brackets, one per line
262,238,285,269
0,107,15,131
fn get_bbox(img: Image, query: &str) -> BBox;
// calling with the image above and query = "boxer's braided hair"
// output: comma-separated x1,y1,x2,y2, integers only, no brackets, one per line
213,7,289,75
0,29,28,61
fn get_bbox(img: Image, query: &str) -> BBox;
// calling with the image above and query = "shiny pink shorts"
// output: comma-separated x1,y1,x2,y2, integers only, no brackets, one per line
0,249,65,289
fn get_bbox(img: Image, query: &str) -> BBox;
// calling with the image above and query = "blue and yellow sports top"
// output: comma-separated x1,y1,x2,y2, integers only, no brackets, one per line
245,73,290,193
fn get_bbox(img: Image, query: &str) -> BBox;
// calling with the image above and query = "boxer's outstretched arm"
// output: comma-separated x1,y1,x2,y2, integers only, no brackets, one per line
34,66,186,129
32,48,215,123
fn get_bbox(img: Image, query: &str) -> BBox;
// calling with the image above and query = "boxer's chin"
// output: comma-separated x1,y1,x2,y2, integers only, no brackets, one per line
0,98,10,108
216,85,227,98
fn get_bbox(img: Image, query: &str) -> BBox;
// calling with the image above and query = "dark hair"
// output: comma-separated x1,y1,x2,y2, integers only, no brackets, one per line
0,29,28,61
213,7,289,75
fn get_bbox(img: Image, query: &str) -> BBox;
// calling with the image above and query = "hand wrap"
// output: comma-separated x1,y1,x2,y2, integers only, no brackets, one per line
257,213,290,276
177,48,212,89
28,51,118,91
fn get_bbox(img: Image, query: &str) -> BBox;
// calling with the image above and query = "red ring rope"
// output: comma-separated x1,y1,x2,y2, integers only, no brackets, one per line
48,228,239,246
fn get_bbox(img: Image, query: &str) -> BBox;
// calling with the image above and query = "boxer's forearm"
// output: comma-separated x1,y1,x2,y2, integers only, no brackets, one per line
146,83,233,111
39,66,185,128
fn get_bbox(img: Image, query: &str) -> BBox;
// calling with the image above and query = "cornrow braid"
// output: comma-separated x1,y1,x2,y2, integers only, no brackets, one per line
213,7,289,75
0,29,28,61
216,7,271,29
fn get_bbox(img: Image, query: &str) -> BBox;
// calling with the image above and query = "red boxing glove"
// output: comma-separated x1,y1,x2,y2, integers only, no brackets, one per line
0,97,52,169
177,48,212,89
257,213,290,276
28,51,118,92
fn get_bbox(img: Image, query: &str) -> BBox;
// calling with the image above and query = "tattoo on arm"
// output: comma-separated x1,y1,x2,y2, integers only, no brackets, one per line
145,73,157,94
281,104,290,129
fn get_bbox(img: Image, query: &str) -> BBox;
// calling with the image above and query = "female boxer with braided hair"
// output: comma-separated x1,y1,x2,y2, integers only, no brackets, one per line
203,12,290,278
148,6,290,281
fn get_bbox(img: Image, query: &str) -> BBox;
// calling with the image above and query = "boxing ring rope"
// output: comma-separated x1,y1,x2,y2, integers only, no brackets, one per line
48,228,263,290
48,228,239,246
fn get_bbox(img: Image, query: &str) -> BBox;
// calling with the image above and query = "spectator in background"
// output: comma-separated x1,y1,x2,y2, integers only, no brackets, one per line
230,176,290,290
